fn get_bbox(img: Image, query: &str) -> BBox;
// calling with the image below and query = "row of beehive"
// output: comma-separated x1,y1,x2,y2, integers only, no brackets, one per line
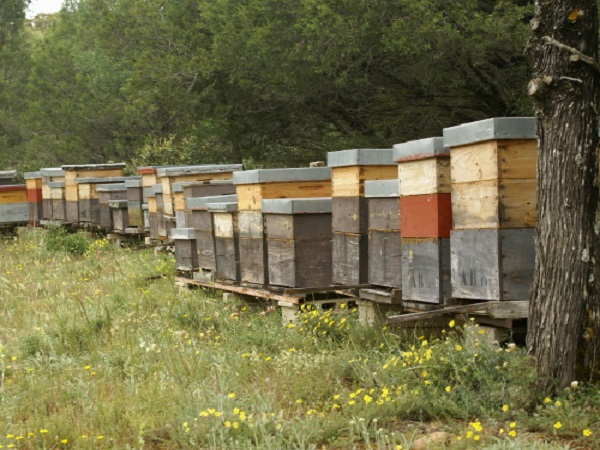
0,116,536,305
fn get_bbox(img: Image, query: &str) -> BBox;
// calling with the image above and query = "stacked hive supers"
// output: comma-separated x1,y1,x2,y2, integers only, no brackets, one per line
207,201,240,282
233,168,332,286
40,168,65,222
126,178,144,232
24,172,43,226
328,149,397,285
262,197,333,288
75,177,131,226
0,184,28,226
444,117,537,301
394,137,452,305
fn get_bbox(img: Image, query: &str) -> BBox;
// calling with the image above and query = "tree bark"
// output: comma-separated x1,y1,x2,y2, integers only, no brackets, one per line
527,0,600,392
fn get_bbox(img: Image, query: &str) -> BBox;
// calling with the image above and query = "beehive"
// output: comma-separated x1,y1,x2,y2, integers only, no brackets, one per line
108,200,129,232
76,177,133,226
126,178,144,231
0,171,17,186
48,181,66,222
0,185,29,225
97,183,128,230
24,172,43,226
328,148,396,285
262,197,332,288
444,117,537,301
181,181,235,228
365,180,401,289
207,201,239,282
170,228,198,272
40,168,65,221
234,167,332,286
394,137,451,304
62,163,125,224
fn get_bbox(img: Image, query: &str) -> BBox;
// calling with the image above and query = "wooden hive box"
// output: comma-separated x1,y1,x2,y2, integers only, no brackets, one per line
365,180,402,289
24,172,43,226
443,117,537,230
233,167,332,285
450,228,534,301
108,199,129,232
394,137,452,238
153,184,169,240
126,178,143,230
182,180,236,228
402,238,451,304
97,184,126,230
263,197,333,288
146,184,159,240
170,228,198,273
48,181,66,222
207,201,240,282
157,164,242,217
0,185,29,225
0,170,17,186
40,168,65,221
62,163,126,224
76,177,132,226
187,194,237,273
328,148,396,285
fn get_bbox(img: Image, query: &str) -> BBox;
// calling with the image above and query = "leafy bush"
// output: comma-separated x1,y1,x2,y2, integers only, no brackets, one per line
44,225,91,255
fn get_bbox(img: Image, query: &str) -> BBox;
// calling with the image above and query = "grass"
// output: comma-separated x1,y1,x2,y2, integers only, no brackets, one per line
0,228,598,449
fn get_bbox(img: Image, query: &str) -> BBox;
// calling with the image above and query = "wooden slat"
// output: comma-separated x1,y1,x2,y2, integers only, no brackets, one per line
332,166,398,197
237,181,332,211
398,157,450,196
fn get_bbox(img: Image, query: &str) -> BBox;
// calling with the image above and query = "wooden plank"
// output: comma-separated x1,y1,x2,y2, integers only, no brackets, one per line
400,193,452,238
239,237,268,285
162,172,233,215
213,212,238,238
265,214,332,240
191,210,213,232
332,232,369,285
182,182,236,199
451,179,537,229
214,236,240,282
359,288,402,305
401,238,451,304
238,211,264,239
175,239,198,271
368,230,402,288
332,165,398,197
0,189,28,204
0,203,29,223
267,238,332,288
501,228,535,300
332,196,368,234
387,300,529,324
397,157,451,196
237,180,332,211
450,139,536,184
368,197,400,231
196,229,217,271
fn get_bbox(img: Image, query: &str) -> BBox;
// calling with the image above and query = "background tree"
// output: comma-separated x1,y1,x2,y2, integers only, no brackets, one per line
527,1,600,391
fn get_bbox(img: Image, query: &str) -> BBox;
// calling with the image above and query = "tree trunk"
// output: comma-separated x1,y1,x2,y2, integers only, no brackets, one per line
527,0,600,392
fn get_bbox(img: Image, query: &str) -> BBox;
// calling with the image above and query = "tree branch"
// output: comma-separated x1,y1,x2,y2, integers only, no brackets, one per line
542,35,600,72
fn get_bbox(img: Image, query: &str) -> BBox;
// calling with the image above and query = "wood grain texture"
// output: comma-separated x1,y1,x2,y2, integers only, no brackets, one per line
368,230,402,288
112,208,129,231
214,236,240,281
0,203,29,223
332,232,369,285
450,139,537,184
451,179,537,229
239,237,268,285
51,199,66,221
162,172,233,215
212,212,238,238
196,230,217,270
191,210,213,232
238,211,264,239
175,239,198,271
0,189,27,204
401,238,451,304
265,214,332,240
398,157,450,195
267,238,332,287
367,197,400,231
332,196,368,234
182,183,236,199
42,199,52,220
400,193,452,238
236,181,332,211
332,165,398,197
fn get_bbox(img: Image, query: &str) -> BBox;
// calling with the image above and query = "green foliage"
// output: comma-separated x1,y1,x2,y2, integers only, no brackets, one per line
44,225,91,255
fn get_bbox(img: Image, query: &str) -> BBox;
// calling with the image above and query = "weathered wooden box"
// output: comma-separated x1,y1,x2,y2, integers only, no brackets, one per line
234,167,332,211
40,168,65,221
25,172,43,226
126,178,143,230
394,137,452,238
157,164,242,216
365,180,402,288
48,181,66,222
187,194,237,271
0,185,29,225
401,238,451,304
0,170,17,186
263,198,332,288
444,117,537,229
450,228,534,301
238,211,267,285
108,200,129,232
77,177,131,226
97,184,127,230
63,163,126,224
207,201,240,282
154,184,167,240
328,149,397,197
171,228,198,272
181,181,236,228
332,232,369,285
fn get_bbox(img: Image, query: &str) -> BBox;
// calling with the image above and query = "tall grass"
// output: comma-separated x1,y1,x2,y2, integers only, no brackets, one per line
0,229,597,449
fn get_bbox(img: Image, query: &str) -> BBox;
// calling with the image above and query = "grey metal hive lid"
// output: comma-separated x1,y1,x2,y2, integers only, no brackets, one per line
0,170,17,178
364,179,399,198
48,181,65,188
108,200,128,208
181,180,234,187
152,184,163,194
156,164,243,178
75,176,133,184
24,171,42,179
393,137,448,162
96,183,127,192
61,163,126,171
327,148,395,167
125,178,143,188
186,194,238,210
443,117,537,148
205,201,238,213
40,168,65,177
262,197,332,214
170,228,197,240
171,182,189,193
233,167,331,185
